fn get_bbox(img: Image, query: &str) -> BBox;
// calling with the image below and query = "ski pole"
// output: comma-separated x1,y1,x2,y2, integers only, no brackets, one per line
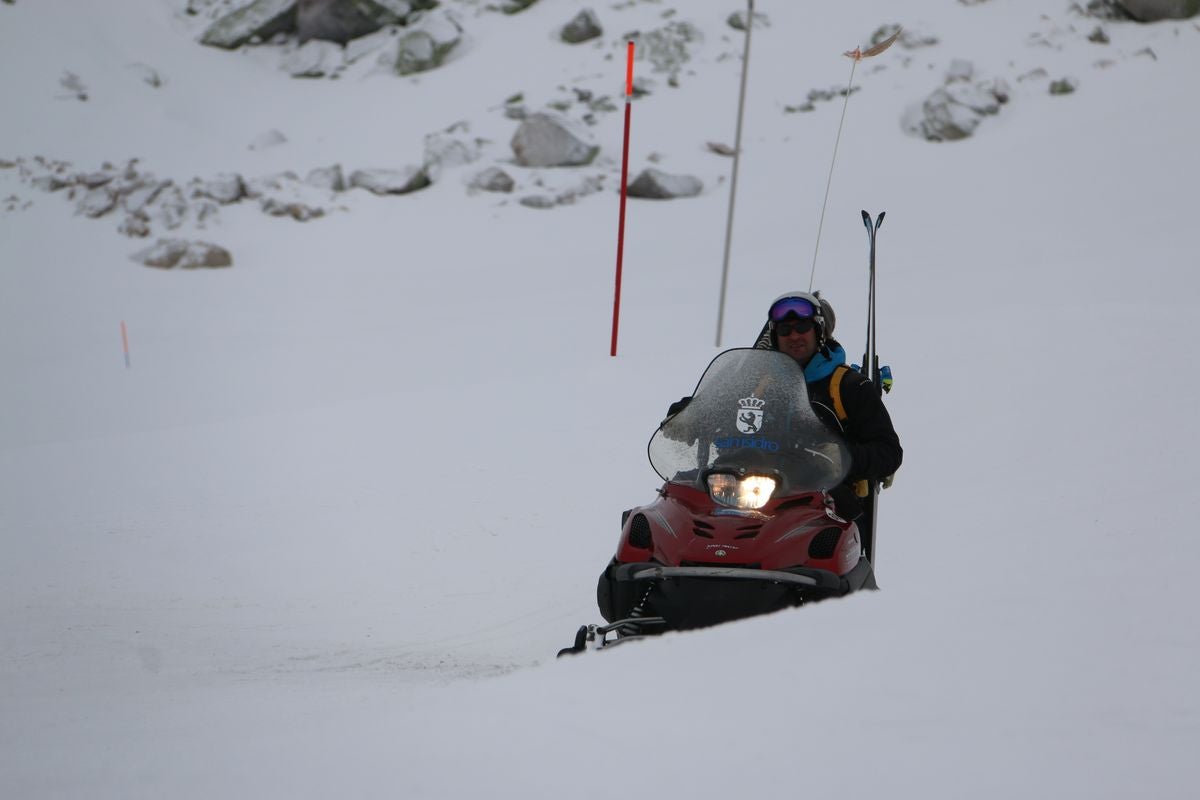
715,0,755,348
610,41,635,357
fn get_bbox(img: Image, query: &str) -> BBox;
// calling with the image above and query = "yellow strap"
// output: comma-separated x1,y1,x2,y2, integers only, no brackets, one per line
830,365,849,422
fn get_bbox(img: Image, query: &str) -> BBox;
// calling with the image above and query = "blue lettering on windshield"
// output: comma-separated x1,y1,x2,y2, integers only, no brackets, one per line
714,436,781,452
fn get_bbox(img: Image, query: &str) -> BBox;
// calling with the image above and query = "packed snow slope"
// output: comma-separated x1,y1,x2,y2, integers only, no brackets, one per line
2,1,1198,797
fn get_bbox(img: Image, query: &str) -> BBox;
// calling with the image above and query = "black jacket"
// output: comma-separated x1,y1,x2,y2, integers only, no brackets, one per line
807,365,902,485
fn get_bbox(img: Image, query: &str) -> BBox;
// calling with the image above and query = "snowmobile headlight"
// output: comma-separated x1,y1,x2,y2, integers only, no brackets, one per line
706,473,776,510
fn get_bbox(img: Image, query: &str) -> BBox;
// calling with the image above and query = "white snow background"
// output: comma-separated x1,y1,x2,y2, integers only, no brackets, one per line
2,0,1198,797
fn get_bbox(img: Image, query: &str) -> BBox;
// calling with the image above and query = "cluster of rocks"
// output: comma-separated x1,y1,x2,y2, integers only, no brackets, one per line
198,0,464,78
784,86,860,114
201,0,436,48
506,111,703,205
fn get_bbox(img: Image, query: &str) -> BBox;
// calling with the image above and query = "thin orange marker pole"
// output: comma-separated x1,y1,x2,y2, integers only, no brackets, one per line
610,40,635,357
120,320,131,368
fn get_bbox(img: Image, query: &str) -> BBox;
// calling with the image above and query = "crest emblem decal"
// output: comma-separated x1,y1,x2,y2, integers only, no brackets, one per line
736,396,765,434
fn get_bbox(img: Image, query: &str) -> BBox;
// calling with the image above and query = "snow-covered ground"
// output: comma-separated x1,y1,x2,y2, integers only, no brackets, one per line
2,1,1198,797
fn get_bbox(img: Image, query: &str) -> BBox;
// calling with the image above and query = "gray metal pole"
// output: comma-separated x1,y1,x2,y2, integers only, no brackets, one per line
715,0,754,348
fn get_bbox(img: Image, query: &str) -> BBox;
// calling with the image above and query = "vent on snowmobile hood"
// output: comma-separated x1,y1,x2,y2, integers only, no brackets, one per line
808,526,843,560
629,514,653,549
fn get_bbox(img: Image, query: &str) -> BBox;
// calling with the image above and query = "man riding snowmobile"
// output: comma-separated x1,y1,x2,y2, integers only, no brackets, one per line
671,291,902,524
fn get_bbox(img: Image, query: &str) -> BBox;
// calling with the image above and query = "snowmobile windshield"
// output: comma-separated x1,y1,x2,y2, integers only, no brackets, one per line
648,348,852,494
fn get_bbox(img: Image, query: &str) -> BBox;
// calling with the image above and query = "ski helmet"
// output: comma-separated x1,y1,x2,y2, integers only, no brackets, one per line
766,291,835,347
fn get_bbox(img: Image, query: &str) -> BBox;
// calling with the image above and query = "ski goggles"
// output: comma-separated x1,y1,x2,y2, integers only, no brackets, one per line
768,296,818,323
774,318,815,337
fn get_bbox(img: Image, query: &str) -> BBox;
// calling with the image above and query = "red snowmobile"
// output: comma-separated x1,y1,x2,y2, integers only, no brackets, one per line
560,347,877,655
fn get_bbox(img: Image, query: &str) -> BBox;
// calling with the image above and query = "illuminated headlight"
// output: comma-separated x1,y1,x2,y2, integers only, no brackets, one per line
706,474,777,510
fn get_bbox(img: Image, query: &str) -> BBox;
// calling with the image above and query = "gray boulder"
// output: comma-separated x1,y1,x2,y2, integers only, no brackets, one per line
1049,77,1079,95
510,112,599,167
561,10,602,44
500,0,539,14
297,0,413,44
626,168,702,200
201,0,298,50
348,166,431,194
132,239,233,269
1116,0,1199,20
727,10,769,31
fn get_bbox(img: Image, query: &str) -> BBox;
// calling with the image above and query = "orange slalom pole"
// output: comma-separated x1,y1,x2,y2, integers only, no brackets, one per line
610,41,635,357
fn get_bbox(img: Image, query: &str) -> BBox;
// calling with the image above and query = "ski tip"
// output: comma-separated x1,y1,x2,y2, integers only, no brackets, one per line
860,209,871,227
876,211,886,229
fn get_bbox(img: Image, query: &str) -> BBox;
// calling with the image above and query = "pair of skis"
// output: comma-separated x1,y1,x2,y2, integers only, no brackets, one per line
858,209,885,566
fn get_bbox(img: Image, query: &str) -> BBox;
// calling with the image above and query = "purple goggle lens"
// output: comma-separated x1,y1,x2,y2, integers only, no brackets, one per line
768,296,818,323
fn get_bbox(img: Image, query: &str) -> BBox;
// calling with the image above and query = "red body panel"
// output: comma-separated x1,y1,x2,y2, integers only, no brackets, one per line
616,483,861,576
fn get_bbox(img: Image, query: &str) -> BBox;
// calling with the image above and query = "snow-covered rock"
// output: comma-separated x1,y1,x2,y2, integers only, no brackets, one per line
151,184,191,229
77,186,118,218
519,194,555,209
118,213,151,238
626,168,702,200
200,0,297,50
423,125,481,181
261,196,325,220
902,62,1011,142
193,173,246,204
305,164,345,191
510,112,598,167
561,10,602,44
348,166,431,194
122,180,171,215
471,167,514,193
31,174,70,192
131,239,233,268
391,10,462,75
244,171,333,218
